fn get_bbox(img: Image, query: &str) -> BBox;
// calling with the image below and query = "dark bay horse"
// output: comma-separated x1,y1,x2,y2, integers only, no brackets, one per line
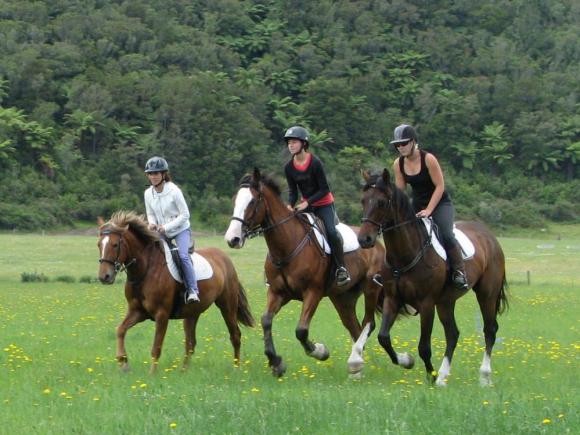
97,211,254,373
225,168,385,377
358,169,508,386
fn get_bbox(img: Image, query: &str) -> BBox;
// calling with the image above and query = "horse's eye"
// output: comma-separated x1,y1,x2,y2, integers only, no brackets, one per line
377,199,387,208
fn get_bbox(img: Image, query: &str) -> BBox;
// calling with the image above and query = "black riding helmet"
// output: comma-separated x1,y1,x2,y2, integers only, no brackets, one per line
144,156,169,173
390,124,418,145
284,126,310,150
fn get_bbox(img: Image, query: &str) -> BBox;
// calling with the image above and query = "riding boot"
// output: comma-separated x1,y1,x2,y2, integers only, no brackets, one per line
332,235,351,287
447,244,469,291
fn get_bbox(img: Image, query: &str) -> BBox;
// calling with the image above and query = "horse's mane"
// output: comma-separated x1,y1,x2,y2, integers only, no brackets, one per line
240,172,282,197
363,173,416,222
102,210,160,244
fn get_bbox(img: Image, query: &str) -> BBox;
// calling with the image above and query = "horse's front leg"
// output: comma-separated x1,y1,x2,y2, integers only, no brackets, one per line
261,289,287,377
150,312,170,374
116,309,147,371
377,295,415,369
435,301,460,386
296,289,328,360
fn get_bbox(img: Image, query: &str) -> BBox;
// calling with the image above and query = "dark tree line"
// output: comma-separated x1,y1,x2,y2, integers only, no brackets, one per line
1,0,579,230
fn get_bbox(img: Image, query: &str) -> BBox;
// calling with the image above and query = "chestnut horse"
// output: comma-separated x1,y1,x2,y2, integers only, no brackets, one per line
97,211,254,373
358,169,508,386
225,168,385,377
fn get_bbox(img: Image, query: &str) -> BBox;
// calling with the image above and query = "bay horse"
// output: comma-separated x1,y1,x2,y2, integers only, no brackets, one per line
97,211,254,373
225,168,385,377
358,169,508,386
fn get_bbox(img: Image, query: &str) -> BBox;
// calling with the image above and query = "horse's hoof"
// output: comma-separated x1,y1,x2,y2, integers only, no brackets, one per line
348,371,363,380
435,378,448,387
272,360,287,378
347,357,364,374
119,363,130,372
308,343,330,361
479,370,492,387
397,352,415,369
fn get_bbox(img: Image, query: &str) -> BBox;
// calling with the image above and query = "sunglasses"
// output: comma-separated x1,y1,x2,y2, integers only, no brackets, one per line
393,140,410,148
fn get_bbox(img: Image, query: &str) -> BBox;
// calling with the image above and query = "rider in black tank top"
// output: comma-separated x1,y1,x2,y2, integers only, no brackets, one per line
399,149,450,213
391,124,468,291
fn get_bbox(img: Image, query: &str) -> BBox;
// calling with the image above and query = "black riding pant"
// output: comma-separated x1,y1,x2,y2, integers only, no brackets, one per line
430,202,459,250
310,203,344,266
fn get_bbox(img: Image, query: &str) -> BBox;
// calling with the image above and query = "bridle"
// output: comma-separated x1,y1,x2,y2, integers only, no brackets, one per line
360,184,433,277
231,184,298,240
98,229,136,273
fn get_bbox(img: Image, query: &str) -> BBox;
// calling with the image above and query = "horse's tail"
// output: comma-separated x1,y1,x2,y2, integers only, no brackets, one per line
236,283,255,327
496,272,509,315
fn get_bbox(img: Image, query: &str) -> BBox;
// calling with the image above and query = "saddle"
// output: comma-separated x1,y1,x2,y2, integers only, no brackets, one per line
302,213,360,254
160,239,213,283
422,218,475,261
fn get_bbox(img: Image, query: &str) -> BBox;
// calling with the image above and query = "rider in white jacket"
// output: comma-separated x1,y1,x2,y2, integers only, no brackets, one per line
144,156,200,303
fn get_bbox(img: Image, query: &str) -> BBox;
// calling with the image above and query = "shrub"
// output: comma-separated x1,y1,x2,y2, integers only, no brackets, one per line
54,275,76,283
21,272,49,283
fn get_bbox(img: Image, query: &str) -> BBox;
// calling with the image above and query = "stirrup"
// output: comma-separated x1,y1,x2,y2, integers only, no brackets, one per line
185,289,200,304
336,267,351,286
452,271,468,291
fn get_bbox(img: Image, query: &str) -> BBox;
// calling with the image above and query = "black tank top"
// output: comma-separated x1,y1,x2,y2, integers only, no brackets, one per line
399,150,450,212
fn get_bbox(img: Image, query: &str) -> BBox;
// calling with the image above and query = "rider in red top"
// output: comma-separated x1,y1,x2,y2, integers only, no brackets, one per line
284,126,351,286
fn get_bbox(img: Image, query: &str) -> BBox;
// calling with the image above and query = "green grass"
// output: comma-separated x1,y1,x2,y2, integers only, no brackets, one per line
0,231,578,434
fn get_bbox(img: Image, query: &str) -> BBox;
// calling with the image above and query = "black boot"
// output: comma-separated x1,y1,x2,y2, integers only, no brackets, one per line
331,235,351,286
448,244,469,291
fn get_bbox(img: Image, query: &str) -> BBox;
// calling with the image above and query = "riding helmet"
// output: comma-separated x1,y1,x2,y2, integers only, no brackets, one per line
284,126,310,147
390,124,418,145
144,156,169,173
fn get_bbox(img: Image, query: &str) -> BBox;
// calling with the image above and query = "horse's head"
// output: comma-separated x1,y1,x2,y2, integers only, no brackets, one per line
358,168,397,248
97,223,129,284
225,168,268,249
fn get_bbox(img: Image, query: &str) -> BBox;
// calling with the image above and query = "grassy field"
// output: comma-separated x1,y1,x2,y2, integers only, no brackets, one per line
0,225,578,434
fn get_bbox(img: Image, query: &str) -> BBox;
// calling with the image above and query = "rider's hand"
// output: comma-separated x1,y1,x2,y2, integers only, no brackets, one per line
158,225,166,234
416,209,431,218
286,204,294,211
295,201,308,212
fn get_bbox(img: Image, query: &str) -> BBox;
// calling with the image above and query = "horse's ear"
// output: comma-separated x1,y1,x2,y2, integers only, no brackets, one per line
97,216,105,227
361,169,371,183
382,168,391,184
251,167,261,187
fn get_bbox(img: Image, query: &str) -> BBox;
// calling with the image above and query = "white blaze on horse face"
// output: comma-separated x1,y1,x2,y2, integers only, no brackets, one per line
100,235,110,260
224,187,253,245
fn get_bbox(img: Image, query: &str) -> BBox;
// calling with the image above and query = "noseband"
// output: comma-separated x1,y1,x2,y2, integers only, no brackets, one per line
230,186,297,239
98,230,136,273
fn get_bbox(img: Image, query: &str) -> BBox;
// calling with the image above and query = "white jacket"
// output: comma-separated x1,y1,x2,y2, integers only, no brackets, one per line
144,182,191,238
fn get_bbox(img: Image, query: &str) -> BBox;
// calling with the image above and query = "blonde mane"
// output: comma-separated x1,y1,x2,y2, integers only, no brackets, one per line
101,210,160,243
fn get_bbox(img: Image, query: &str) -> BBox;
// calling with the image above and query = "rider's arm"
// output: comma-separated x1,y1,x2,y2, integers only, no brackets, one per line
424,153,445,215
392,158,406,191
285,164,299,208
304,157,330,205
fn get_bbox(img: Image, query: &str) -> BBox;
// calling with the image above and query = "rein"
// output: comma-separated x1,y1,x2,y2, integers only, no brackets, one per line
98,230,137,273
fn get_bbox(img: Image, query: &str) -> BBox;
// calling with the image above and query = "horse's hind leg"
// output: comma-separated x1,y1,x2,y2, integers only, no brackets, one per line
435,301,460,386
182,313,201,370
296,289,328,361
216,298,242,365
116,309,147,371
475,284,500,387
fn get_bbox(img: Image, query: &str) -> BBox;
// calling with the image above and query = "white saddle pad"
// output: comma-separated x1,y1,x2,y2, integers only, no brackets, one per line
161,240,214,283
304,214,360,254
422,218,475,261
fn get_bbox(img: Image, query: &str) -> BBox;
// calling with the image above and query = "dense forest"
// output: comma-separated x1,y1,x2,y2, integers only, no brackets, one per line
1,0,579,231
